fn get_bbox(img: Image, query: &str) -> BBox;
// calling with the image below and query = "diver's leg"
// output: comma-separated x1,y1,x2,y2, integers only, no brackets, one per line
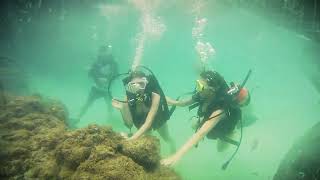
77,88,97,121
112,99,133,130
157,123,176,153
217,131,236,152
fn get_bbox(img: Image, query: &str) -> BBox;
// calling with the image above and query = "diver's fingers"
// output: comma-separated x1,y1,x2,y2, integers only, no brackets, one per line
111,99,122,109
160,159,170,166
160,158,175,167
120,132,129,139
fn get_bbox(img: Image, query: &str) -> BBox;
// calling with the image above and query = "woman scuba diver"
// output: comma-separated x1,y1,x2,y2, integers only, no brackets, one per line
111,68,176,152
162,70,251,168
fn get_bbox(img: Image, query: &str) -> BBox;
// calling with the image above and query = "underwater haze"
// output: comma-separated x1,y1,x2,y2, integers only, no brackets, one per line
1,0,320,179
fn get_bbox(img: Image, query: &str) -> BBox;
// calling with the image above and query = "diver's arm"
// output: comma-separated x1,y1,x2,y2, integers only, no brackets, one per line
112,97,133,129
166,96,194,107
161,109,225,166
129,92,160,140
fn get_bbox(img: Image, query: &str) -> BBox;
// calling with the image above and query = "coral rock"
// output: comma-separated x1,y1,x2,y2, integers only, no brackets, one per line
0,95,180,180
121,136,161,170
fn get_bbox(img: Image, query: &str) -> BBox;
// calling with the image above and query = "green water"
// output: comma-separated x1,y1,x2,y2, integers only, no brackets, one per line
6,1,320,179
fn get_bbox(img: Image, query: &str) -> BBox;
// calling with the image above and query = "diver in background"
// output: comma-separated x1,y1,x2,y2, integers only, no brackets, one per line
111,70,176,152
75,45,118,123
161,70,250,166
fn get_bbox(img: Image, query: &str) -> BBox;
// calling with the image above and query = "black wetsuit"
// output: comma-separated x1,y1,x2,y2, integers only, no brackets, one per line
87,54,118,101
126,75,170,130
193,75,242,140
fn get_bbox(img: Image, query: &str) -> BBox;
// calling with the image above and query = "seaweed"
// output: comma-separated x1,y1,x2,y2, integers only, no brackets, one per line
0,94,180,180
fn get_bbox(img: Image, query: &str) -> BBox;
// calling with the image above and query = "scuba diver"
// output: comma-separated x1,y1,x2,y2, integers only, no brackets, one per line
161,70,251,168
111,67,176,152
75,45,118,123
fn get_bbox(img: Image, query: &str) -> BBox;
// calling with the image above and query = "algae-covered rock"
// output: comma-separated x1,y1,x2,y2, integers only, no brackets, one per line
73,155,146,180
24,151,59,179
55,125,123,170
147,166,181,180
121,136,161,170
0,95,68,124
0,95,180,180
0,95,67,179
274,122,320,180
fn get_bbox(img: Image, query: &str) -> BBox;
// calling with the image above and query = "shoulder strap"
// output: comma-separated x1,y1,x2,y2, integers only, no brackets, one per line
147,75,170,119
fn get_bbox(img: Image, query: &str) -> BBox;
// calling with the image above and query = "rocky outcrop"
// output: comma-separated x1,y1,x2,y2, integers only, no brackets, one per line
0,94,180,180
273,122,320,180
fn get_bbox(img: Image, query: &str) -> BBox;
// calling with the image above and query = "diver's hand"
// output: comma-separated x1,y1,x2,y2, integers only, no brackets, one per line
120,132,129,139
161,155,180,167
127,137,134,141
127,135,139,141
111,99,123,109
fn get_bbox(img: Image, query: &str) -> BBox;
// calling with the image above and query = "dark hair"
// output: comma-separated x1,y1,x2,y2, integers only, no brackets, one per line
200,70,228,93
122,71,147,85
129,71,146,79
122,71,147,84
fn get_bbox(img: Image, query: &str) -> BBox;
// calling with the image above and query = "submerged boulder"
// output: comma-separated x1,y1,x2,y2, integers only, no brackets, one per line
73,154,146,179
121,136,161,170
0,95,180,180
273,122,320,180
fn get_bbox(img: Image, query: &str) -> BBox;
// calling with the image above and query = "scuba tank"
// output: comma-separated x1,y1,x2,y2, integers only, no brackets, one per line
221,69,252,170
227,70,252,108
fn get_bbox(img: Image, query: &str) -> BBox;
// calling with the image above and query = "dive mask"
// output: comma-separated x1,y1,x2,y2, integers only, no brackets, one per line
195,80,205,92
126,77,148,94
195,79,216,93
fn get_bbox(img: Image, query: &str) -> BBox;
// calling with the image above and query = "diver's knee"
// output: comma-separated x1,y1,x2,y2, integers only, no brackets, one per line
217,141,228,152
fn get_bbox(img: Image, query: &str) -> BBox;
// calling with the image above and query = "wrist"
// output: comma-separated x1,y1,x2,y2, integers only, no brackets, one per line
173,152,182,160
131,133,139,140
